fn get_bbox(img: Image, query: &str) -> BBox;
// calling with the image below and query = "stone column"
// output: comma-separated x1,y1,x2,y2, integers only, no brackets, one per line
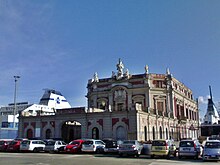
18,116,23,138
127,91,132,111
54,120,61,138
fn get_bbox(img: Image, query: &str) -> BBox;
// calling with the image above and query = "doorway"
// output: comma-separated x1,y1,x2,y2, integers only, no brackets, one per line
61,121,81,142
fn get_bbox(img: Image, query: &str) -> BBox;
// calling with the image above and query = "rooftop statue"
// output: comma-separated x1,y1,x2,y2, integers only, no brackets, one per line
145,65,149,74
116,58,124,80
124,68,130,79
117,58,124,73
92,72,99,83
112,71,116,78
166,68,171,75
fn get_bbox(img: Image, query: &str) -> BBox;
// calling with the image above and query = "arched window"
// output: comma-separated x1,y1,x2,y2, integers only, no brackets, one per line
97,98,108,110
116,126,126,140
92,127,99,139
114,88,127,111
171,129,174,139
182,127,184,139
166,128,168,139
159,126,162,139
46,129,51,139
144,126,147,141
132,95,145,111
27,129,33,139
152,127,155,140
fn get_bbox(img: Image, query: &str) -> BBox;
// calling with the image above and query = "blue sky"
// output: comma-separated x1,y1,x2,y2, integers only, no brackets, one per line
0,0,220,119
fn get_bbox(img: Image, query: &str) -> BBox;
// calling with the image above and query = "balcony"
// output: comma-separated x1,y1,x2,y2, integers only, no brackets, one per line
177,116,187,123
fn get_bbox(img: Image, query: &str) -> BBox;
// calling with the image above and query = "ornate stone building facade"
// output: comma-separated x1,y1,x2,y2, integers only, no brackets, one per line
18,59,199,142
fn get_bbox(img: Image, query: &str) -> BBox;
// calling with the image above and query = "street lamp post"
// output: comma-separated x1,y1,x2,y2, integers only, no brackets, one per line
13,76,20,128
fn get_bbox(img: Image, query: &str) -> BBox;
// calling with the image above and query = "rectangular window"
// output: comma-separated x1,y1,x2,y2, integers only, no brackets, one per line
157,102,164,112
157,101,164,116
2,122,8,128
180,106,184,116
186,108,189,119
195,112,197,120
192,111,195,120
189,110,192,120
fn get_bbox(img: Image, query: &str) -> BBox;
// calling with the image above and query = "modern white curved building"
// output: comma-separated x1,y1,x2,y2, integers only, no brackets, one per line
39,89,71,109
0,90,71,139
22,89,71,117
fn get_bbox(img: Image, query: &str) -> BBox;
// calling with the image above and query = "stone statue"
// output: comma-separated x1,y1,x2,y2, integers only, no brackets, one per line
166,68,170,75
116,58,124,79
117,59,124,73
124,68,130,79
112,71,115,78
145,65,149,74
93,72,99,82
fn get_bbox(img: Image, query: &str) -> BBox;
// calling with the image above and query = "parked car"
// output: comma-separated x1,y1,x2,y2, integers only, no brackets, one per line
20,140,45,152
81,139,105,153
103,139,119,154
150,139,176,159
44,140,66,153
14,138,28,141
0,139,13,152
178,139,203,159
65,139,85,153
202,140,220,161
118,140,143,157
142,141,152,155
6,140,22,152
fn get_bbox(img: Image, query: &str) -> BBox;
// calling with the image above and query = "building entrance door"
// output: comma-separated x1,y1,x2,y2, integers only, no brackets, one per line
116,126,126,140
61,121,81,143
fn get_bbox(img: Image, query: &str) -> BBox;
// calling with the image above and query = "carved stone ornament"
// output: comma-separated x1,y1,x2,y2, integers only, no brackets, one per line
114,89,126,101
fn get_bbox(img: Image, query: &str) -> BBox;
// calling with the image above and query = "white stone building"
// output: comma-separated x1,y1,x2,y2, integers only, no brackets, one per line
18,59,199,142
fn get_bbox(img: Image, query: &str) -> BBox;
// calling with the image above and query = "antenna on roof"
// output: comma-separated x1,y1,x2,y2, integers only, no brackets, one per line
209,85,213,100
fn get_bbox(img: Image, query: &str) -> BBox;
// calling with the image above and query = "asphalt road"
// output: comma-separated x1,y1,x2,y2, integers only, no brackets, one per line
0,153,219,165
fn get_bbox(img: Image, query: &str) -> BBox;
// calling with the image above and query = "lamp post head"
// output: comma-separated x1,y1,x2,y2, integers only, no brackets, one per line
14,76,20,79
14,76,20,82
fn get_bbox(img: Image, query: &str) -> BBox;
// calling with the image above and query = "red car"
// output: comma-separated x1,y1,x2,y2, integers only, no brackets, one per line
0,139,13,152
6,140,22,152
65,139,85,153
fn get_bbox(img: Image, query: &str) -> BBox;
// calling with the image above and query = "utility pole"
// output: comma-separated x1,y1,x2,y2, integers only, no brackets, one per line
13,76,20,128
